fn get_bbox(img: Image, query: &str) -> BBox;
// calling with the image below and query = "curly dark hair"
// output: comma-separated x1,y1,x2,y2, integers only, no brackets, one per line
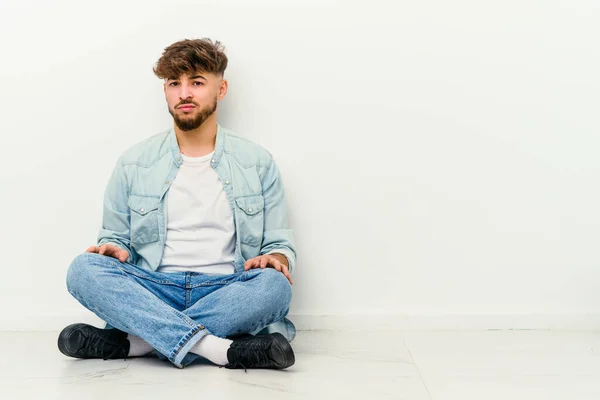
153,38,228,79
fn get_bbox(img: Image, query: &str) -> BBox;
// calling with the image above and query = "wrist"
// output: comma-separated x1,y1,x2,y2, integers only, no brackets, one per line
270,253,289,268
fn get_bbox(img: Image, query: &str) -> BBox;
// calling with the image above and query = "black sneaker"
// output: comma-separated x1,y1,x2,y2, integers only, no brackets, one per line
57,323,130,360
224,332,295,371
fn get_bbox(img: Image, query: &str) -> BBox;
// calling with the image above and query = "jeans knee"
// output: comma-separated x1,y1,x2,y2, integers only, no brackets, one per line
66,253,98,294
257,268,292,308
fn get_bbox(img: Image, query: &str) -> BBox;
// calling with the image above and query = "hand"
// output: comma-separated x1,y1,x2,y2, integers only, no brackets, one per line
85,244,129,263
244,254,293,285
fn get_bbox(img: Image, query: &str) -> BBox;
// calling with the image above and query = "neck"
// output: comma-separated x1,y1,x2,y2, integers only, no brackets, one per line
174,114,218,157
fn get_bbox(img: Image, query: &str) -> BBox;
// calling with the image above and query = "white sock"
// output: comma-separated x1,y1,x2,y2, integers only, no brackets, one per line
189,334,233,366
127,334,154,357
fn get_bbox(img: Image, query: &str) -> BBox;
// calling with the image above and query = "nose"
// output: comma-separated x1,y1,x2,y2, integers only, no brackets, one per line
178,84,193,100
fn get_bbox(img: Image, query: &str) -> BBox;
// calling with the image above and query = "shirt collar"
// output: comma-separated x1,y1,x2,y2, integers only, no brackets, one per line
169,123,225,167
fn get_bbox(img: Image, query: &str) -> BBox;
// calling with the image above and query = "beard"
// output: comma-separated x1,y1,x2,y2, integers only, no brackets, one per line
169,95,218,131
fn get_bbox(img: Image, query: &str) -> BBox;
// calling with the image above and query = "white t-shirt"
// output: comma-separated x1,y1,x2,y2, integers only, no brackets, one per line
157,151,236,274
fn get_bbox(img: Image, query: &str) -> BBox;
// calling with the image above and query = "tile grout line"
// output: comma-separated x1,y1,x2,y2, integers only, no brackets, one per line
402,335,433,400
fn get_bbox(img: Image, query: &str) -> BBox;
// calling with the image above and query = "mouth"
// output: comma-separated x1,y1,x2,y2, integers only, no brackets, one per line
178,105,196,111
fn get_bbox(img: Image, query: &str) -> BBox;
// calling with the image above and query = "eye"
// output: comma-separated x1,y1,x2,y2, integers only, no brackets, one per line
169,82,179,87
193,81,204,86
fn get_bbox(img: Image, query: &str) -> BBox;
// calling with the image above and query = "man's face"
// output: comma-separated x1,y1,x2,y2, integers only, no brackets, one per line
164,72,226,131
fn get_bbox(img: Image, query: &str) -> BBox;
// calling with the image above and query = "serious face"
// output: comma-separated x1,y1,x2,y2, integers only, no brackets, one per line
164,72,227,131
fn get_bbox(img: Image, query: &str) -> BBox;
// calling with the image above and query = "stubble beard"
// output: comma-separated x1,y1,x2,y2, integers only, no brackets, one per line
169,96,218,131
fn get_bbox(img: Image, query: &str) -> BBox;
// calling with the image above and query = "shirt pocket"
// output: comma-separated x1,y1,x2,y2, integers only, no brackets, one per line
235,194,265,246
128,195,160,244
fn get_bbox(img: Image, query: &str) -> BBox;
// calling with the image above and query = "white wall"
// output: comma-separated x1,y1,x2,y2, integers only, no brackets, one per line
1,0,599,331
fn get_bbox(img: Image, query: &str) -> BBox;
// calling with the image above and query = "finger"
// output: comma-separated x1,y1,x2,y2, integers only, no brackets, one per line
100,244,119,258
273,260,282,272
119,250,127,262
112,248,125,261
282,265,293,285
245,258,256,270
260,257,269,269
85,246,99,253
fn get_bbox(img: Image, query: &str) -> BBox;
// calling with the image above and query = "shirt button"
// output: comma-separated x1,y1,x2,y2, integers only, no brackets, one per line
211,159,215,163
165,180,170,184
139,208,145,213
248,208,252,212
225,180,230,185
178,158,182,162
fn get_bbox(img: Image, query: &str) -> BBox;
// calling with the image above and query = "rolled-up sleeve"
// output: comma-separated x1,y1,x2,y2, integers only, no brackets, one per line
96,156,133,263
259,156,297,274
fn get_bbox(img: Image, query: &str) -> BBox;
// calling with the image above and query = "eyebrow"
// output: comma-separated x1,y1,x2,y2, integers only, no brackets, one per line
166,75,207,82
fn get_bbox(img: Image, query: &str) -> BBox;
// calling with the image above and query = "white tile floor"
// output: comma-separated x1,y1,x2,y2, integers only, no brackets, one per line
2,330,600,399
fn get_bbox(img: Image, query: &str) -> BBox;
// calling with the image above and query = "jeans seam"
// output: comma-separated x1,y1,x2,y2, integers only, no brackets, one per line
191,281,229,288
169,309,198,328
169,325,207,367
189,274,243,288
117,267,180,286
93,254,178,286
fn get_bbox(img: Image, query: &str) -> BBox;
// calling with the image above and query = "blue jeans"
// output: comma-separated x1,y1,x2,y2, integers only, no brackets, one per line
66,253,294,368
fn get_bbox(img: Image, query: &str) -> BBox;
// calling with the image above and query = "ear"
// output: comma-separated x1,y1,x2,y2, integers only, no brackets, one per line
218,79,228,100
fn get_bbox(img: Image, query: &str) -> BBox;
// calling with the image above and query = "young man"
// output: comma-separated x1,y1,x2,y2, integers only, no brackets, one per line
57,38,297,370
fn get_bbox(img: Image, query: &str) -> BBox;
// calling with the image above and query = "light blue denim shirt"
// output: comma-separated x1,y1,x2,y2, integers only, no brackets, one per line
96,123,297,275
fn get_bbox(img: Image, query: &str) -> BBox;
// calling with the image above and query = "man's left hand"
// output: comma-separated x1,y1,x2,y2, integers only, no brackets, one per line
244,254,293,285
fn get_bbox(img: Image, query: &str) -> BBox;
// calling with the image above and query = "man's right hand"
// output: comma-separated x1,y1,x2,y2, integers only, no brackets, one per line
85,244,129,263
